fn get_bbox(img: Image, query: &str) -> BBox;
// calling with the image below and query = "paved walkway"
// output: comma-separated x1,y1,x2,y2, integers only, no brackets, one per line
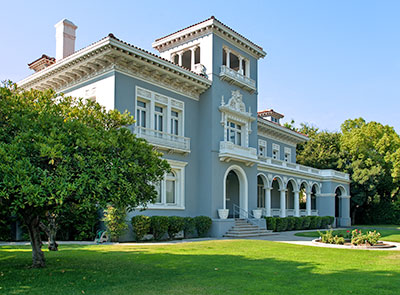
1,229,399,250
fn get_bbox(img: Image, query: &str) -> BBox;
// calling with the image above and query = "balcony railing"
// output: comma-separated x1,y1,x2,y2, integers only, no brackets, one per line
219,65,256,92
267,209,319,217
219,141,258,166
258,156,349,181
130,126,190,153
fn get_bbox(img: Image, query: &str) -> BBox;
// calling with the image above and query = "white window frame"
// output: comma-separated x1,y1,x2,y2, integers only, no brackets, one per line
147,159,187,210
272,143,280,160
284,147,292,163
136,99,148,128
227,120,242,146
258,139,267,158
136,87,184,136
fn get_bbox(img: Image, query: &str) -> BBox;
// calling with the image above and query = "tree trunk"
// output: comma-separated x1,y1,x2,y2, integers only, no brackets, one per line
40,213,58,251
25,216,46,268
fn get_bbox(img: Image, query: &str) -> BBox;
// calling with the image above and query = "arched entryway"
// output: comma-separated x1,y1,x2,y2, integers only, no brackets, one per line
257,175,266,209
335,186,346,224
286,180,297,216
311,184,318,211
271,176,283,216
223,165,248,218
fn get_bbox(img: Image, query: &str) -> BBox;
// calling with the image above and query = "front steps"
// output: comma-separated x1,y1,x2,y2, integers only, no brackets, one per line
223,219,274,238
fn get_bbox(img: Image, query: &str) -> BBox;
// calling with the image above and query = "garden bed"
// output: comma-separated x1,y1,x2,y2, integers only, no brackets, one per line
312,239,397,249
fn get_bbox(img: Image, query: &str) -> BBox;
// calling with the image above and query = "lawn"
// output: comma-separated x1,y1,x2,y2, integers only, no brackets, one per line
1,240,400,295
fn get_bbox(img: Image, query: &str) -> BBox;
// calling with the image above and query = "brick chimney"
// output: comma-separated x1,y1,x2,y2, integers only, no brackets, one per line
55,19,77,61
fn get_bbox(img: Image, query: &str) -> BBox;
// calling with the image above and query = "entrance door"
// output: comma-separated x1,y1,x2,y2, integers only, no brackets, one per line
226,171,240,218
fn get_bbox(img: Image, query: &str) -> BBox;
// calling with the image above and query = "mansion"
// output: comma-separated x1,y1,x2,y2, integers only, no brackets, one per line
18,17,351,238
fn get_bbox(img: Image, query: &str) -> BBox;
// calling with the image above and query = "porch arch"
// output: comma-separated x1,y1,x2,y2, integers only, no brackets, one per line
223,165,248,216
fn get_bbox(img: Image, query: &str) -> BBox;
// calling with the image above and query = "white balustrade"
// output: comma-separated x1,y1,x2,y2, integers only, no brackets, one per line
219,65,256,92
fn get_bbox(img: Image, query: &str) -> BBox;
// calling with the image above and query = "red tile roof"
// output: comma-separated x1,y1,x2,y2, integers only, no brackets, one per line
155,16,264,51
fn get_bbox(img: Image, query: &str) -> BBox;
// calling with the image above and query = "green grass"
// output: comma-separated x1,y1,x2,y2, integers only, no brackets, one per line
1,240,400,295
295,229,400,242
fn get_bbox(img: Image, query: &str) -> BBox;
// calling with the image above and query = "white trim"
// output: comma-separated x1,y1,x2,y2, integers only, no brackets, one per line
147,159,187,210
223,165,248,215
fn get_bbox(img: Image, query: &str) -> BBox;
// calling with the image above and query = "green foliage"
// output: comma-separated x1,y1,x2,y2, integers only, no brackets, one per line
167,216,184,239
0,209,12,241
275,218,288,232
131,215,151,241
194,216,212,237
294,217,303,230
183,217,196,238
286,217,295,231
309,216,318,229
320,216,331,229
103,205,128,242
265,217,277,231
150,216,169,240
351,229,381,246
302,216,311,229
0,82,169,266
318,229,345,245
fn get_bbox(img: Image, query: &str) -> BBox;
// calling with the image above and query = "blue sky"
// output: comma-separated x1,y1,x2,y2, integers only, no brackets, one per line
1,0,399,132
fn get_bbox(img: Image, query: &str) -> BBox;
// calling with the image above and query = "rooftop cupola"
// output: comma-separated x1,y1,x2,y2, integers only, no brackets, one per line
258,109,284,125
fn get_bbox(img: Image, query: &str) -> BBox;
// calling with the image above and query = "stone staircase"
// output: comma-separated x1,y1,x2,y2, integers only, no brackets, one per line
223,219,274,238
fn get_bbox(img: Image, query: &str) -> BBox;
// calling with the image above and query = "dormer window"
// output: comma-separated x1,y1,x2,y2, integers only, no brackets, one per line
258,109,284,125
222,47,249,77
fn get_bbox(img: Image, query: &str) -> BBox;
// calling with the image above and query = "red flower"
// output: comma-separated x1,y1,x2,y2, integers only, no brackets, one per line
346,230,350,233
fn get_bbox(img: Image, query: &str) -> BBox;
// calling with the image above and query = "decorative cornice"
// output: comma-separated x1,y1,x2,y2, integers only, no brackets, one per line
152,17,266,59
18,36,211,100
257,117,308,146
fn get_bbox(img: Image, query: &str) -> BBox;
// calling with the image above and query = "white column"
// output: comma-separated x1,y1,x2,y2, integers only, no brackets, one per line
149,100,155,130
239,56,243,74
265,187,271,217
166,102,171,135
226,49,230,68
190,48,196,70
306,190,312,216
280,189,286,217
294,190,300,217
178,52,183,66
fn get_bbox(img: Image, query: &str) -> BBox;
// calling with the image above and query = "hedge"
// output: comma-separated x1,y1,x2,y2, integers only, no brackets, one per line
130,215,212,241
265,216,335,232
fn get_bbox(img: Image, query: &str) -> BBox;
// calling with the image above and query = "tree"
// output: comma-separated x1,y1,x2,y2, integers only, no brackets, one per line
339,118,400,223
0,82,169,267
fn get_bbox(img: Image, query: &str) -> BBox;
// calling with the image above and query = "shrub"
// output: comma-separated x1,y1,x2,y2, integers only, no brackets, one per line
150,216,169,240
320,216,329,229
294,217,303,230
194,216,212,237
286,217,295,231
131,215,151,241
318,229,345,245
103,205,128,242
265,217,276,231
302,216,311,229
183,217,196,238
351,229,381,246
309,216,318,229
275,217,288,232
328,216,335,227
167,216,185,239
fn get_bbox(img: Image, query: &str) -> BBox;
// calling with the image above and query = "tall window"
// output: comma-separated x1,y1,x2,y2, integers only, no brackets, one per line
154,105,163,132
136,100,147,128
171,110,179,135
194,47,200,64
166,172,176,204
155,182,162,203
227,121,242,146
257,176,265,208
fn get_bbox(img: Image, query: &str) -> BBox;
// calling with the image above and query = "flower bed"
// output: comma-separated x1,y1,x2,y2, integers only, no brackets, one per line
315,229,396,249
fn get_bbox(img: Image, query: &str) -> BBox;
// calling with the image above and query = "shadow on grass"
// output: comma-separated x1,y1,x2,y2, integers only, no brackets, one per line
1,241,399,295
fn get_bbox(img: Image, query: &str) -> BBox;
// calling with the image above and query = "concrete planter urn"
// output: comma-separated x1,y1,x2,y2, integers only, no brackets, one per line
218,209,229,219
252,209,262,219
